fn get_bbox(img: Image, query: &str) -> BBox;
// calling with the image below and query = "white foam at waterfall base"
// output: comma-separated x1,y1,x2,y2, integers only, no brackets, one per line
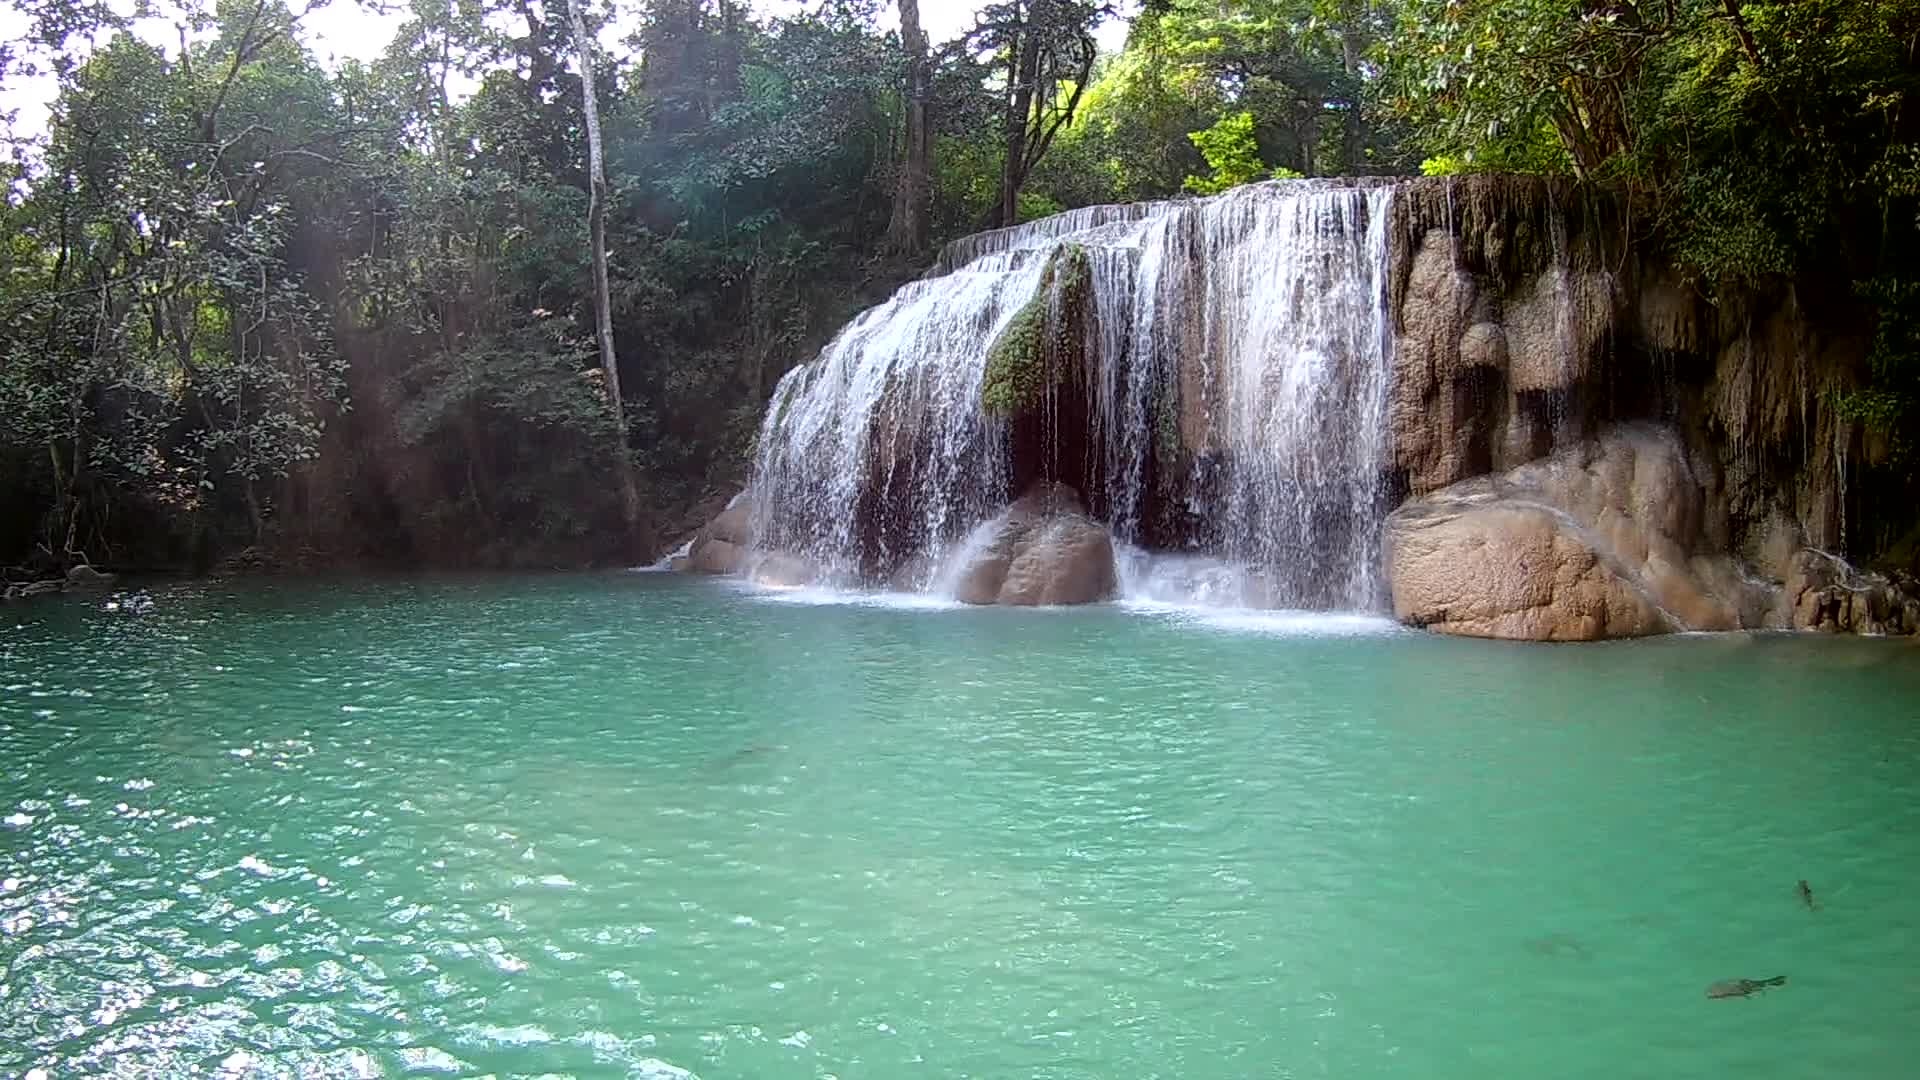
748,179,1399,612
923,508,1015,601
726,576,968,612
633,537,695,573
1113,544,1264,608
1174,608,1404,637
1114,544,1404,636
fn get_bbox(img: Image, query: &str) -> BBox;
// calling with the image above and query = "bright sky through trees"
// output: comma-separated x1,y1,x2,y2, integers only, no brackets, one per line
0,0,1129,140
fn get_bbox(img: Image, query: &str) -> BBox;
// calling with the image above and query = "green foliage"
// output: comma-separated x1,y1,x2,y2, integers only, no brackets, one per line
6,0,1916,569
982,291,1051,416
0,7,354,563
1040,46,1206,204
1021,0,1402,214
1153,385,1181,460
0,0,932,568
1837,277,1920,462
1377,0,1920,471
1017,190,1066,223
1184,112,1268,195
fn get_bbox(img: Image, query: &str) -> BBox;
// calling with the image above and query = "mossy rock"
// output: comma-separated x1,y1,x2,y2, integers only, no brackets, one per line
982,244,1092,417
1154,389,1181,460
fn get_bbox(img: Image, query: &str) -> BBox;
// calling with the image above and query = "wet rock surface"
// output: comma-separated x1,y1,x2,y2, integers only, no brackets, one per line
950,483,1118,607
676,492,754,575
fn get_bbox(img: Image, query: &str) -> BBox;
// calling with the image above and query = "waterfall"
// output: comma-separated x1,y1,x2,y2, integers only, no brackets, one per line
748,179,1398,611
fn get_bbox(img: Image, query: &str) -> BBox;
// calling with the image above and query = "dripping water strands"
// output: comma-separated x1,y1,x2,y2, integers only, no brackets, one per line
1544,188,1579,446
748,179,1401,612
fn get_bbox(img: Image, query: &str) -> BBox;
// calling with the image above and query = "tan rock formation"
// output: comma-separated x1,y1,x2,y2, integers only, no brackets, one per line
1386,425,1770,640
950,483,1118,606
1389,229,1484,494
678,491,755,574
749,552,819,588
1388,501,1669,640
689,538,745,575
1503,266,1614,393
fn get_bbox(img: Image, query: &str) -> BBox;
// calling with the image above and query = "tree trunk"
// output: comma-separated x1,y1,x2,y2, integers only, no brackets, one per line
1338,13,1366,173
998,8,1041,227
566,0,644,545
886,0,931,255
1719,0,1764,68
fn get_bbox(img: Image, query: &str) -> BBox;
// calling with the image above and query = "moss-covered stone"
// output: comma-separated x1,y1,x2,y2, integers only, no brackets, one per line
981,243,1092,416
981,294,1049,414
1154,387,1181,460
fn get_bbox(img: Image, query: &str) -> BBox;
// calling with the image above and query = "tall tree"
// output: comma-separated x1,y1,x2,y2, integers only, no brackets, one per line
565,0,642,539
971,0,1104,226
886,0,932,254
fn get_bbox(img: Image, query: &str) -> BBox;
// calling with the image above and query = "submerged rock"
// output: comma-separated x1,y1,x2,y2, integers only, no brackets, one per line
213,546,278,575
951,483,1118,606
1782,548,1920,635
1386,425,1766,641
66,564,116,588
3,579,66,600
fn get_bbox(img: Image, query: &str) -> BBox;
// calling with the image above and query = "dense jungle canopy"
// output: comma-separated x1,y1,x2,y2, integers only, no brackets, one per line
2,0,1917,572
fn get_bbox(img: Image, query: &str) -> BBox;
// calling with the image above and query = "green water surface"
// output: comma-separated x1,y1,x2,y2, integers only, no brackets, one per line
3,575,1918,1078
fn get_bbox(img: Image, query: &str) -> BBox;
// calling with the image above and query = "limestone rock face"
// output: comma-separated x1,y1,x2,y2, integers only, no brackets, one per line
1387,226,1619,495
951,483,1118,606
1503,266,1614,393
1459,321,1509,370
1389,229,1486,494
1386,424,1767,641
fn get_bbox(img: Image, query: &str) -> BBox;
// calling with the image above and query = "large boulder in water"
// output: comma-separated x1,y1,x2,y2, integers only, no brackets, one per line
677,491,755,574
1387,501,1671,640
66,564,116,588
1386,424,1767,640
669,489,821,586
951,483,1118,606
689,538,745,575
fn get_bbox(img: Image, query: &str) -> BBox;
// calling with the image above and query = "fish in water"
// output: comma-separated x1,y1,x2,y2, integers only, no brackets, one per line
1706,976,1787,999
1797,879,1818,910
1524,933,1592,961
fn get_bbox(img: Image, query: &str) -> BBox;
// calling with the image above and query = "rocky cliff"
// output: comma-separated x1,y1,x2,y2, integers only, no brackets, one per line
1382,177,1916,638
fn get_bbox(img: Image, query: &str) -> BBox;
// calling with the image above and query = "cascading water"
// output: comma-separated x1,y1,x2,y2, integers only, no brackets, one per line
748,179,1398,611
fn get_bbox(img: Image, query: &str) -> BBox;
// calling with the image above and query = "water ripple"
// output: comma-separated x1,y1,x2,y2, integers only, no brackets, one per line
4,577,1920,1077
